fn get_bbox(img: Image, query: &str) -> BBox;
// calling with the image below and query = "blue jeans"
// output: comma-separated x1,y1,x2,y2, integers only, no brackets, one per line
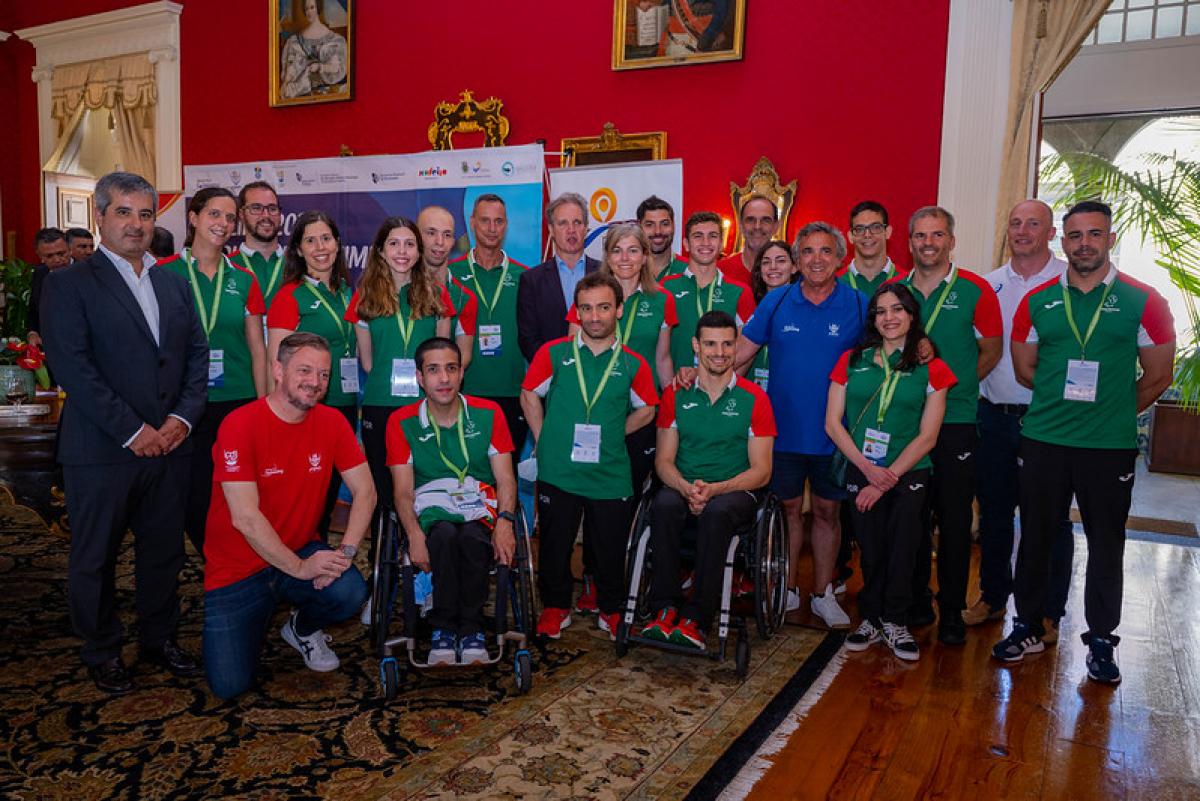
976,400,1073,619
203,541,367,700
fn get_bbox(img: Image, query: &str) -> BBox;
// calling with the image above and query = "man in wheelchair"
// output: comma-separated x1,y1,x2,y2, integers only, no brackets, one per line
644,311,776,649
386,337,518,665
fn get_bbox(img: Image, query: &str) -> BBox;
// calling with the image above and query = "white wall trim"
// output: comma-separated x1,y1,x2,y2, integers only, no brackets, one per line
936,0,1013,273
15,1,183,192
1045,37,1200,118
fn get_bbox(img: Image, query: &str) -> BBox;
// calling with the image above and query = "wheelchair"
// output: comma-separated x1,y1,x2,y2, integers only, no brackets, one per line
613,485,789,678
368,504,538,699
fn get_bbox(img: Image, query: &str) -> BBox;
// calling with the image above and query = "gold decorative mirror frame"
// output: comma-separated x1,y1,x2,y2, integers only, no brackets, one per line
428,90,510,151
729,156,797,253
560,122,667,167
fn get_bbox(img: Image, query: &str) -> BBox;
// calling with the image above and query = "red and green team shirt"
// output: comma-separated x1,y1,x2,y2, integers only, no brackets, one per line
895,265,1002,424
716,252,753,287
445,275,479,342
658,374,776,483
836,259,909,299
1012,268,1174,450
830,348,957,471
267,278,358,408
345,284,458,406
654,254,689,284
566,287,678,389
385,395,514,529
159,252,266,403
663,269,757,371
204,398,365,591
230,246,286,309
522,336,658,499
448,252,527,398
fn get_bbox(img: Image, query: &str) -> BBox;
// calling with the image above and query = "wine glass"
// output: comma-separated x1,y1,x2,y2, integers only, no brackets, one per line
2,372,29,413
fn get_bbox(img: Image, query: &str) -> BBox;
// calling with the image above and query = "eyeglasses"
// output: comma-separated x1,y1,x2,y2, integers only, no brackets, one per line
244,203,281,215
850,222,886,236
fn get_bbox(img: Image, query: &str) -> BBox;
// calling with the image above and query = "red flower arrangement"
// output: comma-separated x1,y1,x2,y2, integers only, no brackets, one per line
0,337,50,388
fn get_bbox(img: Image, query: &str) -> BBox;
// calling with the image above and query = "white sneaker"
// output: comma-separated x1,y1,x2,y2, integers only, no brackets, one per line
810,584,851,629
883,622,920,661
833,579,847,596
359,596,372,627
281,609,340,672
785,588,802,612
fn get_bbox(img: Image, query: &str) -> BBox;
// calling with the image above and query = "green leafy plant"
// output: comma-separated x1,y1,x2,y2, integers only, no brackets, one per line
0,258,34,340
1040,148,1200,409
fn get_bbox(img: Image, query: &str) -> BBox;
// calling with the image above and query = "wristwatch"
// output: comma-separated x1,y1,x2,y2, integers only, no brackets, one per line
340,544,358,559
497,511,517,524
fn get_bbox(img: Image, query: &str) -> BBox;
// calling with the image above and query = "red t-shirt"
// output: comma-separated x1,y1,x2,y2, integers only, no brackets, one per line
204,398,366,591
717,252,754,286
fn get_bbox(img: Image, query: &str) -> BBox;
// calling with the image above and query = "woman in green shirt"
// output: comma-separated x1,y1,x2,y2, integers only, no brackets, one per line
164,187,268,555
825,284,955,662
348,216,454,503
746,240,799,392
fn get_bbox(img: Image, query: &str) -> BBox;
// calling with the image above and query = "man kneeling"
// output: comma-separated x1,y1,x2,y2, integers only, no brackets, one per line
644,311,776,648
202,333,375,700
387,338,517,665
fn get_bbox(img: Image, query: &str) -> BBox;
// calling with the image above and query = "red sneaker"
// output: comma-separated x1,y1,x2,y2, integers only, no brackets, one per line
597,611,621,641
574,575,598,614
640,608,678,642
536,607,572,639
669,617,706,649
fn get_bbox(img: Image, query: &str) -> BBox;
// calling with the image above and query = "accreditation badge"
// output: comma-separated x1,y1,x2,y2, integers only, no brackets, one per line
862,427,891,463
1063,359,1100,402
447,486,485,514
478,324,503,357
339,357,360,394
571,423,602,464
208,349,225,388
753,367,769,392
390,358,419,397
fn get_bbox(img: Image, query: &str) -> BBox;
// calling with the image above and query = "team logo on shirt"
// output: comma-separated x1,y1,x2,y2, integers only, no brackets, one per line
1103,294,1121,312
721,398,740,417
782,324,801,333
418,432,435,443
1043,300,1064,310
224,279,241,296
561,357,576,366
310,300,322,310
681,402,699,410
308,453,322,472
263,465,284,477
223,450,239,470
828,323,840,337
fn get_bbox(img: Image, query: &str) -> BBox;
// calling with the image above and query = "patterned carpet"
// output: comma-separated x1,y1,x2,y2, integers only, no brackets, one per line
0,488,832,800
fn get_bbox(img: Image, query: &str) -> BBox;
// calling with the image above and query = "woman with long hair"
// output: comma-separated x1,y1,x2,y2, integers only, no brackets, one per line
347,216,455,502
747,239,799,392
160,186,267,555
825,283,955,662
266,210,357,536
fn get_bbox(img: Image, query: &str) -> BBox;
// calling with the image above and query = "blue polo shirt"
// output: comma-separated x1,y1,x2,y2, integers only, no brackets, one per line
742,281,867,454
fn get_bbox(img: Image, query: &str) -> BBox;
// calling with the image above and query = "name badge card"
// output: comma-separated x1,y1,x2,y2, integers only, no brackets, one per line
1064,359,1100,403
391,358,419,397
753,367,769,391
571,423,602,463
339,357,360,394
208,349,225,388
447,486,486,514
862,427,891,463
478,324,503,357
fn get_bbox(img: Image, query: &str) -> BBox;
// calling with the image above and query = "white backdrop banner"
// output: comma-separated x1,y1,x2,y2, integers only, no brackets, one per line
547,159,683,260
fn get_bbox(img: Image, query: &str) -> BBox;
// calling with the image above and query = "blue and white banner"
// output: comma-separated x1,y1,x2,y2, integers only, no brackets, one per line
171,144,545,280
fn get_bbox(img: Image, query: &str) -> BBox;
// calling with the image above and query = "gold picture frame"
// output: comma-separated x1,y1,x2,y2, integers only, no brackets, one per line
561,123,667,168
428,90,511,151
269,0,354,108
612,0,746,71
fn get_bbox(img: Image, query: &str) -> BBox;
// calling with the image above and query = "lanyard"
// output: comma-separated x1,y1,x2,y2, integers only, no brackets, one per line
921,271,956,334
875,348,903,427
467,252,508,318
1062,280,1112,359
848,262,892,293
394,290,416,352
304,282,351,354
183,249,225,338
572,338,622,423
621,293,640,345
695,274,718,318
429,401,470,485
252,249,283,299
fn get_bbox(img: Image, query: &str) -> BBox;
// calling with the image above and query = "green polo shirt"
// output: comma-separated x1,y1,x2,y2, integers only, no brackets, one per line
522,336,659,499
449,252,526,397
346,286,448,407
830,348,957,471
654,255,689,283
266,278,358,408
664,270,756,370
568,287,677,390
837,260,903,299
658,374,776,483
1012,269,1175,449
160,252,264,402
231,246,286,308
897,265,1001,424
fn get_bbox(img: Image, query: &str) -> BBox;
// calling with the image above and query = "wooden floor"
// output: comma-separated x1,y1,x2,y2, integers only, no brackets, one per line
745,535,1200,800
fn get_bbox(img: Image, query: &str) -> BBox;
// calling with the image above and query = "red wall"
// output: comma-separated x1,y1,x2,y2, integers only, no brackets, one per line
1,1,949,265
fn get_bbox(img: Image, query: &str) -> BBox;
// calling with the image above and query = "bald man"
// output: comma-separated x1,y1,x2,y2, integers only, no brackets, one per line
966,199,1073,641
417,205,477,368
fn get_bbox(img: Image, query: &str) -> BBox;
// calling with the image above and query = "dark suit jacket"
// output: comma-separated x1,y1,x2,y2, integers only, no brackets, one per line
27,263,49,336
42,250,209,465
516,255,600,362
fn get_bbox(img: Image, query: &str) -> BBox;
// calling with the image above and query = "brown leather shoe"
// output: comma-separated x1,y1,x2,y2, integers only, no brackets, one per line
88,657,134,695
1041,618,1059,644
962,599,1006,626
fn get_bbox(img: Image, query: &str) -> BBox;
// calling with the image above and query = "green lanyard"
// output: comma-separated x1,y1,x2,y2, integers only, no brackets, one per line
848,262,893,293
695,274,718,318
572,338,623,423
394,290,416,353
467,252,508,318
921,271,956,334
183,249,225,338
875,348,903,427
304,282,351,355
1062,280,1112,360
621,293,640,345
429,401,470,485
259,251,283,299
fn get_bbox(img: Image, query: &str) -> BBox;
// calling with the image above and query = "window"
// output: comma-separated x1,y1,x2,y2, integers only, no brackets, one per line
1085,0,1200,44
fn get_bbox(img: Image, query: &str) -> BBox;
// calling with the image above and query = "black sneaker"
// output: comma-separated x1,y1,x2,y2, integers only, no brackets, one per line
1084,634,1122,685
883,622,920,661
991,622,1044,662
845,619,882,652
938,619,966,646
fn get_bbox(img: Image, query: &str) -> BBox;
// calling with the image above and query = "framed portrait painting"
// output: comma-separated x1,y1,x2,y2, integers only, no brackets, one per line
270,0,354,107
612,0,746,71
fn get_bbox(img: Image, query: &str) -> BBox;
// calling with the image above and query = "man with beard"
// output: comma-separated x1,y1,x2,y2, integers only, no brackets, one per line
637,195,688,282
231,182,287,309
994,201,1174,684
201,332,375,700
718,195,779,286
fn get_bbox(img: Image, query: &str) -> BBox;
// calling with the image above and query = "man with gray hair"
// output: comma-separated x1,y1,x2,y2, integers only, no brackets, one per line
42,171,210,695
517,192,600,362
736,220,867,628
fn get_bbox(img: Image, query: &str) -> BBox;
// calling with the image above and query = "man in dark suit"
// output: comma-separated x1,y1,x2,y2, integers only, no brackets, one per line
25,227,71,349
42,171,209,695
517,192,599,362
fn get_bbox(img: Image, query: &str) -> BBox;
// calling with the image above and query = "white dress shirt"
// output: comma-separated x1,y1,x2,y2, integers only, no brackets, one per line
979,254,1067,405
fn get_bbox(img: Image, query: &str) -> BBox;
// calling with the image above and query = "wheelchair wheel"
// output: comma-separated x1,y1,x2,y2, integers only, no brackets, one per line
379,656,400,701
510,507,538,636
622,493,655,624
370,508,398,656
514,649,533,695
734,634,750,678
753,494,789,640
